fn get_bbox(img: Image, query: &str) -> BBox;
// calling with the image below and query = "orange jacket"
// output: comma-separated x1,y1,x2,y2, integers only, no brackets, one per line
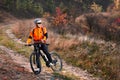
27,26,48,44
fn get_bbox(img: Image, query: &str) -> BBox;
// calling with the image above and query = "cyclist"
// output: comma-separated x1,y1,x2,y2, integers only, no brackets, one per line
26,18,53,67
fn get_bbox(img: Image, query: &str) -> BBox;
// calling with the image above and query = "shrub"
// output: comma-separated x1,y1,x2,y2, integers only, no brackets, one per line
52,7,68,26
60,41,120,80
77,13,120,42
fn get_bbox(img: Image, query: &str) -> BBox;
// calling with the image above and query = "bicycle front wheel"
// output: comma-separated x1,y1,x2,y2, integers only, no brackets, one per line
30,52,41,75
50,52,62,72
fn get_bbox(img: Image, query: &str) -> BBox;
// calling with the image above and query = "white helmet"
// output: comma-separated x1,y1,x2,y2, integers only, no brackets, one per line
34,18,42,24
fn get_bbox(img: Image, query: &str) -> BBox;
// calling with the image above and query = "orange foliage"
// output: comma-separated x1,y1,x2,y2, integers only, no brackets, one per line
53,7,68,26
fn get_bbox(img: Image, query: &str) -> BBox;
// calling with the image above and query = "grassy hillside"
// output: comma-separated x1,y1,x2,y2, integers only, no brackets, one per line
11,16,120,80
75,12,120,42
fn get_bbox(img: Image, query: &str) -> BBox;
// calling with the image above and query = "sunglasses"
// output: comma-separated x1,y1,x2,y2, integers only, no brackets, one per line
37,23,41,24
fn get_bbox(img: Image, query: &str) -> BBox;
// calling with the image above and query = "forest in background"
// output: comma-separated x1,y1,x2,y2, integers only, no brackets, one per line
0,0,116,18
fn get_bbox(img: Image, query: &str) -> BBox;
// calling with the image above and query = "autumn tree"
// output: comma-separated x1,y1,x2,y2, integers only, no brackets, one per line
53,7,68,26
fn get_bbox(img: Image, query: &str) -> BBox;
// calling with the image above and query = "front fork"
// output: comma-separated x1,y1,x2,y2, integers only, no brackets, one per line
35,49,41,68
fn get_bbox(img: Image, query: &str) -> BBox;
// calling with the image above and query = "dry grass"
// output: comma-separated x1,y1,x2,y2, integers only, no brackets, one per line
11,19,34,42
48,31,79,51
0,26,33,58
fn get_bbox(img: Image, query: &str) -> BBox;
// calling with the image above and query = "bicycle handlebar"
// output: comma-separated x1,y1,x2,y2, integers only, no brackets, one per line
24,43,49,46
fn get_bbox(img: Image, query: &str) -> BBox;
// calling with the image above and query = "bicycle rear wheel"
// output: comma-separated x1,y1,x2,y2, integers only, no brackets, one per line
30,52,41,75
50,52,62,72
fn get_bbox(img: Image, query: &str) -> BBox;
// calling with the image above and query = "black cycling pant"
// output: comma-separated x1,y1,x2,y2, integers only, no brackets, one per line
34,43,52,63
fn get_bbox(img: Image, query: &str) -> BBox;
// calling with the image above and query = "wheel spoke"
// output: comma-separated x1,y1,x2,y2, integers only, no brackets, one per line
50,52,62,72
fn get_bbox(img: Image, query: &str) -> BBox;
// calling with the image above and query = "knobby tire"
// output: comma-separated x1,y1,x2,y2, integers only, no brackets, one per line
30,52,41,75
50,52,62,72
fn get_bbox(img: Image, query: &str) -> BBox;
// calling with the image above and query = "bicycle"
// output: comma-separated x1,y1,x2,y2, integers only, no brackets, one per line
25,42,62,75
